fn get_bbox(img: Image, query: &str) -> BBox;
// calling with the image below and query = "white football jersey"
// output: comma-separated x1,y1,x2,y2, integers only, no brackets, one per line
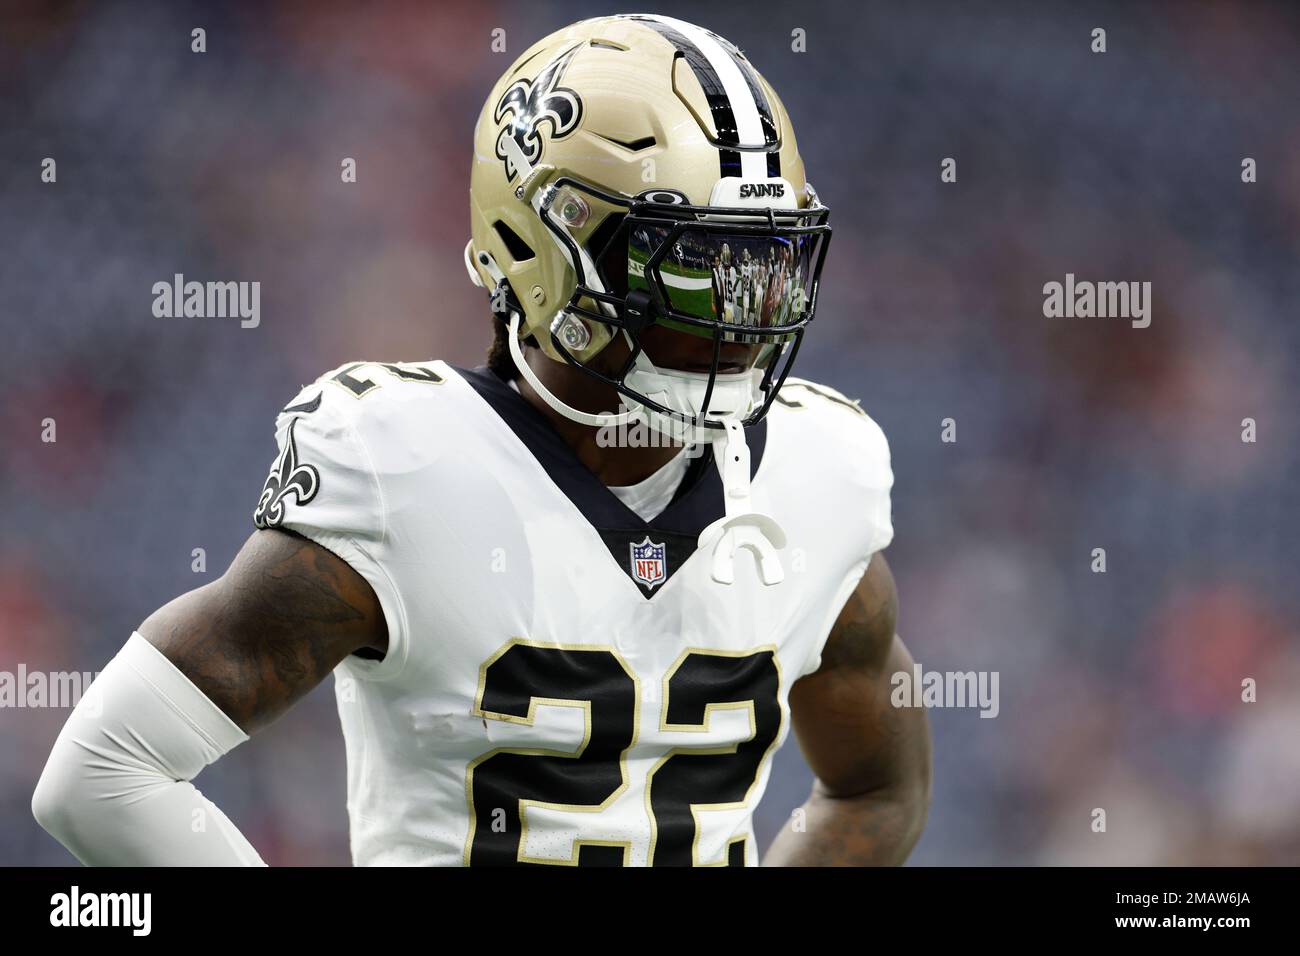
252,361,893,866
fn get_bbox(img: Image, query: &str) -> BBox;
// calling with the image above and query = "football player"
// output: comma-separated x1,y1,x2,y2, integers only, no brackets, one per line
33,14,930,867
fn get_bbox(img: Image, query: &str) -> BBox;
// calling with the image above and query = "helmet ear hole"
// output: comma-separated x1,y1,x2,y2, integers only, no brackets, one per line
493,220,535,262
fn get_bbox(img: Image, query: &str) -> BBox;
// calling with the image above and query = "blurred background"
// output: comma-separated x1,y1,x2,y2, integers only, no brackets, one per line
2,0,1298,865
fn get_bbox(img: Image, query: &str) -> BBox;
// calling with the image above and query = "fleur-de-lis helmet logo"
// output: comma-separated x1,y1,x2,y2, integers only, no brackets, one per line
253,418,320,529
494,45,584,181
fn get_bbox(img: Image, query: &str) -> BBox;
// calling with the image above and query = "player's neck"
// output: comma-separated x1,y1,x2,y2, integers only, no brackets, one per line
514,354,684,487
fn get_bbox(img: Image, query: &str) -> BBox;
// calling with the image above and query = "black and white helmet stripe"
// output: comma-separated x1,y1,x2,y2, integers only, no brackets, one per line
627,14,780,180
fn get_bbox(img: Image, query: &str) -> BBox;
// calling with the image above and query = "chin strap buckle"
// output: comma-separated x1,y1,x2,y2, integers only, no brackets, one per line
697,419,786,586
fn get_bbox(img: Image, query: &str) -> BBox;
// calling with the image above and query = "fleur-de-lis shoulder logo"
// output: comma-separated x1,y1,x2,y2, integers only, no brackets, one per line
494,44,583,181
253,418,320,529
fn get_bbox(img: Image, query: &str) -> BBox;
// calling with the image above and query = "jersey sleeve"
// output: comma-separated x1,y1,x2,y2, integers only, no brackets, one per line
797,417,895,680
779,377,895,560
852,411,895,559
251,377,408,679
778,379,896,681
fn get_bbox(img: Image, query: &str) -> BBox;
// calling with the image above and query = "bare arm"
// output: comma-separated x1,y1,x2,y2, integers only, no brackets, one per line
763,553,932,865
140,527,387,733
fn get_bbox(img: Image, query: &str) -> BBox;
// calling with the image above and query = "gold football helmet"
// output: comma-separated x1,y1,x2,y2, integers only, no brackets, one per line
465,13,831,442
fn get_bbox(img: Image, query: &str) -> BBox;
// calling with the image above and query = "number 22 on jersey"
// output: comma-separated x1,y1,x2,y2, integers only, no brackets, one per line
464,641,782,866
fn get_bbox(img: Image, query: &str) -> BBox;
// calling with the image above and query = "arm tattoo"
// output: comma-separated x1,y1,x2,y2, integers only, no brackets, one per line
140,529,386,734
816,554,898,675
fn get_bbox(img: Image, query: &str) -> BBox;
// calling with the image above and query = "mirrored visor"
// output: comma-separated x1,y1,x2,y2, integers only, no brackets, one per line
628,224,820,340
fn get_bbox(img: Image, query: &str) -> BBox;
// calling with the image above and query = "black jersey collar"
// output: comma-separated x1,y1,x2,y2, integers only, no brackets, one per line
456,365,768,596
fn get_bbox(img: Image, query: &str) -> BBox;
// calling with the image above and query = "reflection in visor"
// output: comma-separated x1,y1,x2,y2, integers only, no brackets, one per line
628,226,815,341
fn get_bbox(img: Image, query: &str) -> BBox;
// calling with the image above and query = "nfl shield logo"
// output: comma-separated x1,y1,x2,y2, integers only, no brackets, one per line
629,536,667,590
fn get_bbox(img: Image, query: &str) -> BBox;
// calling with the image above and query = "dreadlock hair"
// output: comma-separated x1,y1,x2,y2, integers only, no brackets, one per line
488,310,548,385
486,312,522,382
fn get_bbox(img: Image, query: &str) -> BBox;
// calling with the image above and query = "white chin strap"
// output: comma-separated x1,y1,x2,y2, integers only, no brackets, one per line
507,309,641,429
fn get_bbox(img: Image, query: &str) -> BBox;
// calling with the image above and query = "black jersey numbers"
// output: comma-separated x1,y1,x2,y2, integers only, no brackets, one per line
329,361,444,397
465,642,638,866
776,380,867,417
647,649,781,866
464,643,782,867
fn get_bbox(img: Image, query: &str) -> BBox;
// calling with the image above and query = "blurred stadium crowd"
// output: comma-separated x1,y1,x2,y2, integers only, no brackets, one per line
2,0,1297,865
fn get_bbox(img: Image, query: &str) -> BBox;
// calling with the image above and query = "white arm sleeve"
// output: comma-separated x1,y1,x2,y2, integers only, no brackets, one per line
32,632,266,866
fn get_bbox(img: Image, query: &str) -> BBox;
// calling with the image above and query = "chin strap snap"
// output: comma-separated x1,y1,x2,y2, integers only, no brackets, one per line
697,419,786,586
